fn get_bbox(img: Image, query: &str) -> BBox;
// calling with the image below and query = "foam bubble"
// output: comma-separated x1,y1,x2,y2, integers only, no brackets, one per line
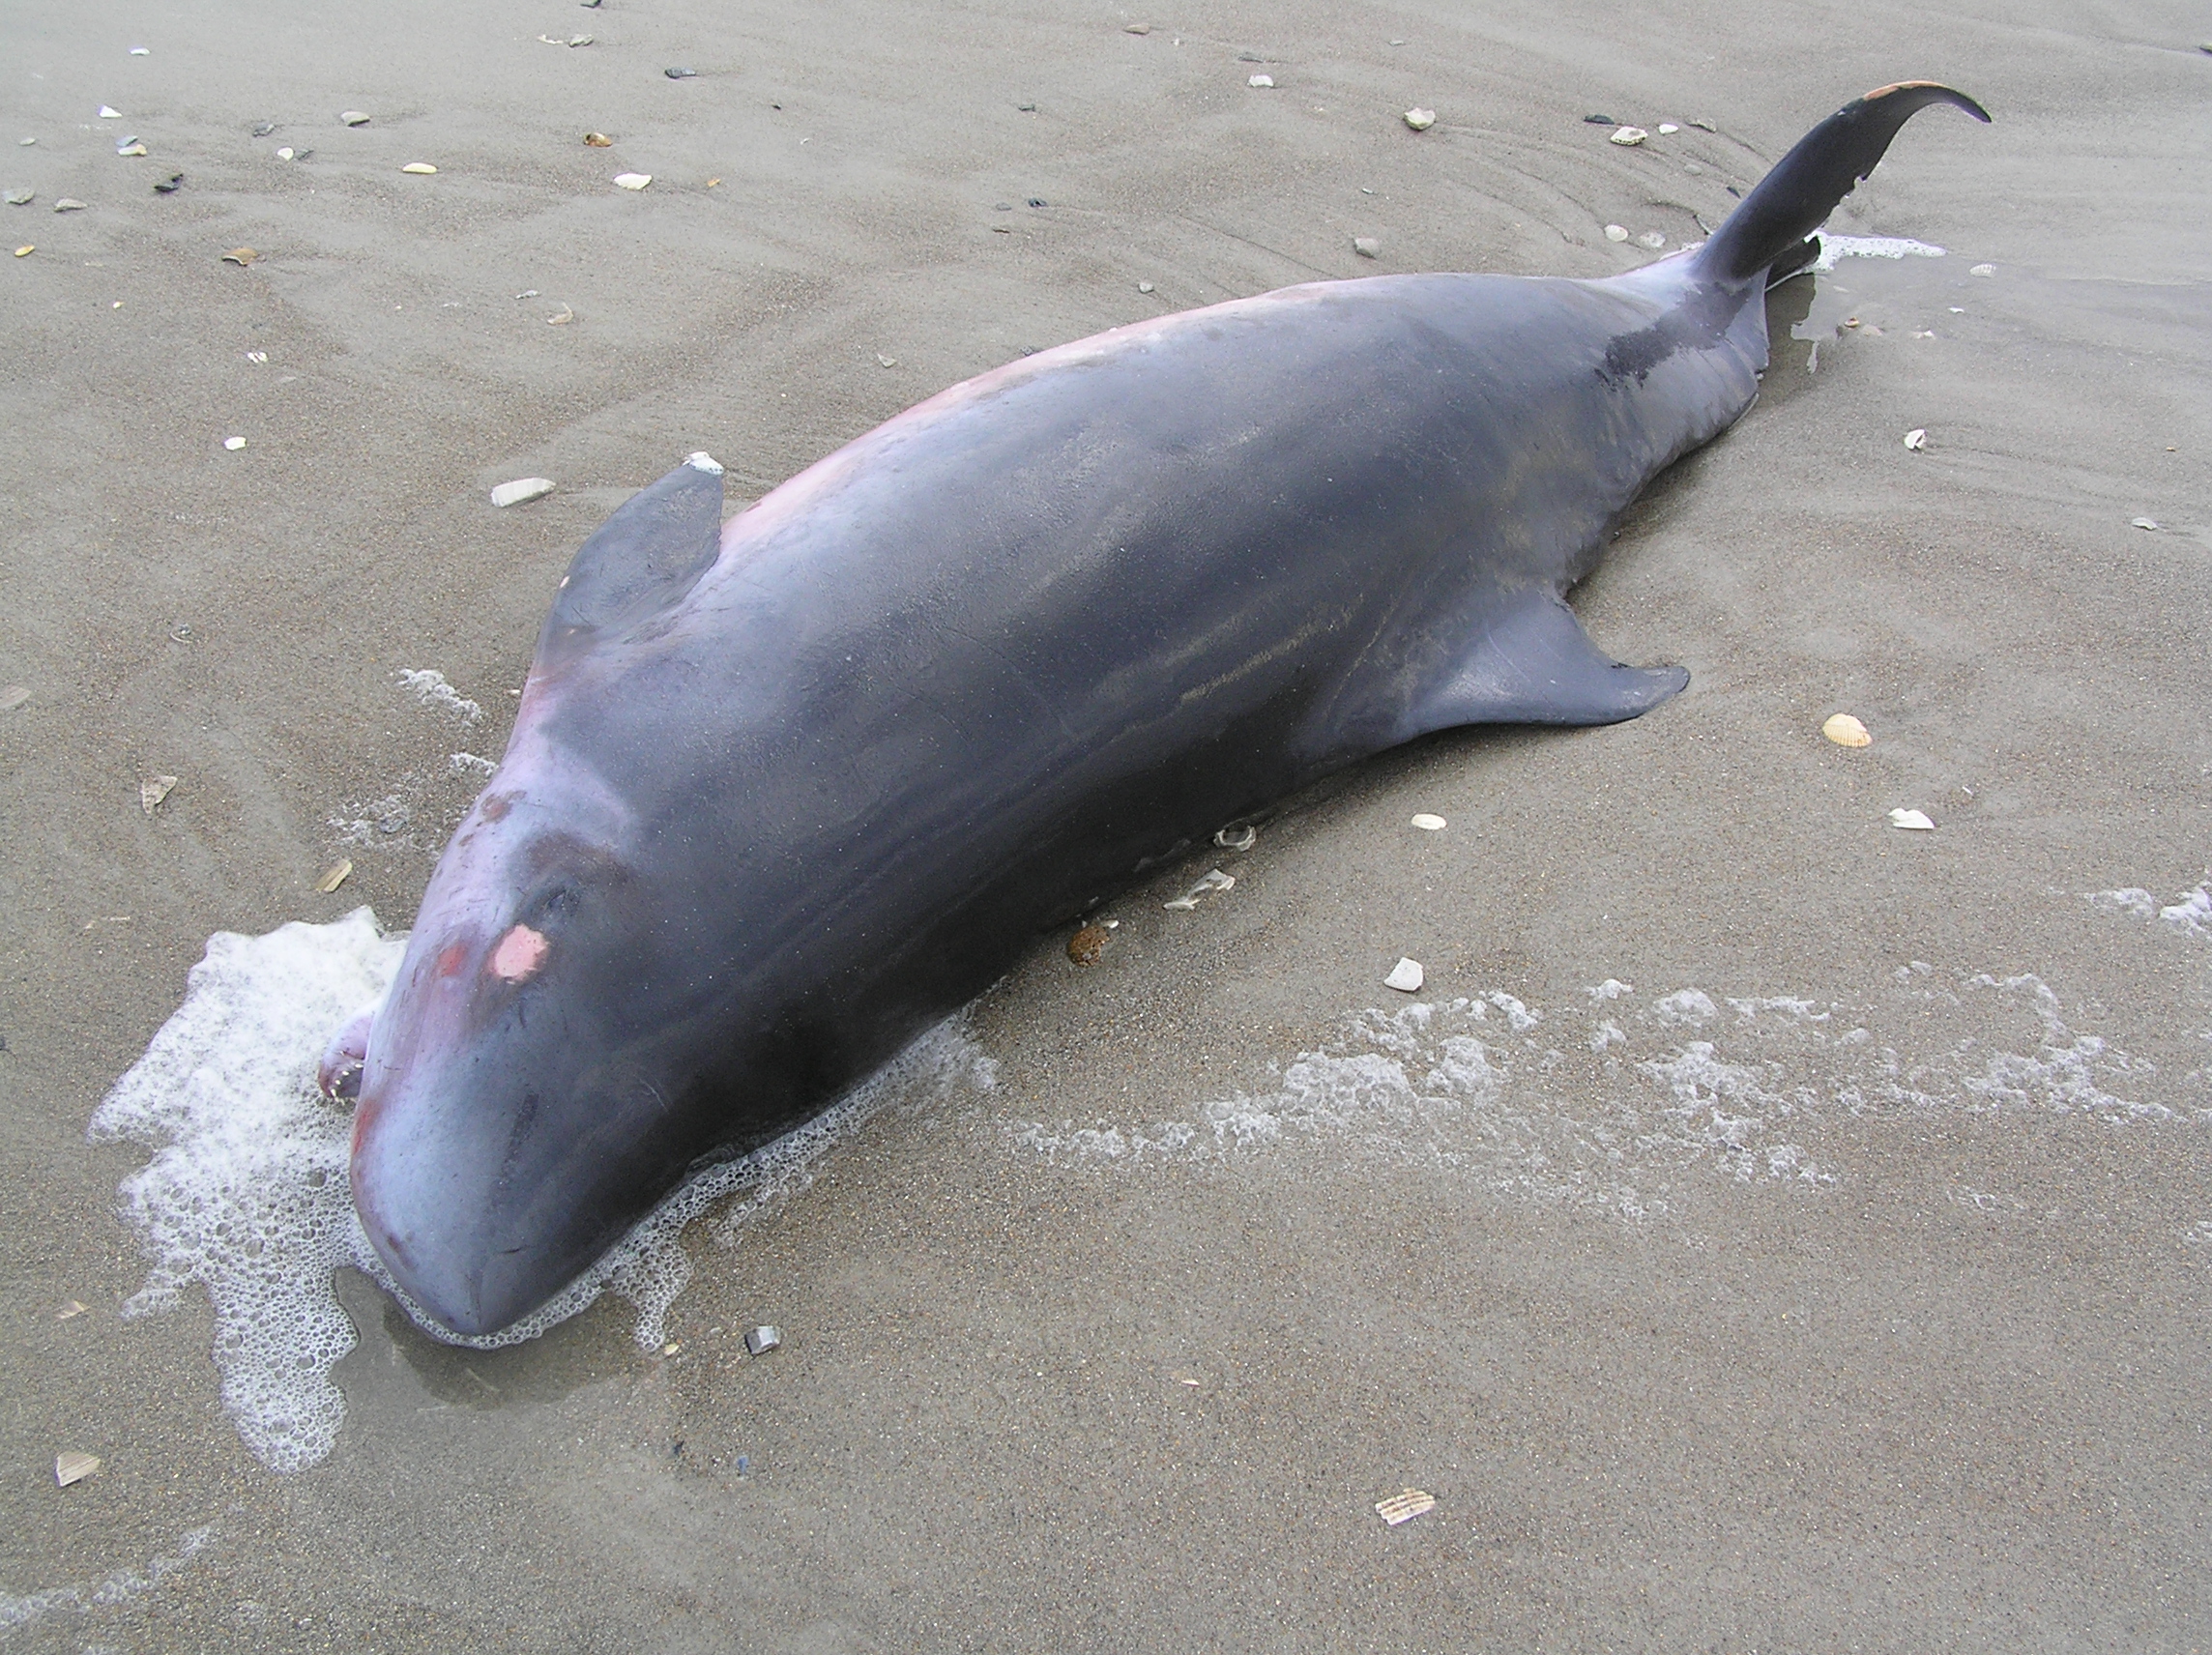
1810,235,1947,272
94,910,995,1469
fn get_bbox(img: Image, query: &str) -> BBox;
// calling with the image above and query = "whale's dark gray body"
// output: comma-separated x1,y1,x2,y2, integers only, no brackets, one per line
346,84,1988,1336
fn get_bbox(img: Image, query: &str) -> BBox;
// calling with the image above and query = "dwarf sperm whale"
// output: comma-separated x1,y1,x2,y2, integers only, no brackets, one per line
338,83,1989,1336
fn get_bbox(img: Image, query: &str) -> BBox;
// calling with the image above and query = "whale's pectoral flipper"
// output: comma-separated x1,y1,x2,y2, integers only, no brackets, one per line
537,452,726,666
1403,588,1688,735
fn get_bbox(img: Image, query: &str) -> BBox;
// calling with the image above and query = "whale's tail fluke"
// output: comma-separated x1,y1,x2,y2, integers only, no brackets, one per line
1693,82,1990,286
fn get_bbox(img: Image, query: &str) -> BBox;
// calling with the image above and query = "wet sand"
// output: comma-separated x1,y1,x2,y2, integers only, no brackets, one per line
5,1,2211,1649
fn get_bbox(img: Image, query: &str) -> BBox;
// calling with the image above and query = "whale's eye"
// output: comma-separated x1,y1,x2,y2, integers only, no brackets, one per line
490,924,551,982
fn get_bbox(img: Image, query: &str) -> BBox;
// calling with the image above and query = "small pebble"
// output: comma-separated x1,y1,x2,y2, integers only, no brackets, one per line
5,189,31,206
1248,73,1274,88
12,245,30,257
664,67,698,78
1604,223,1630,243
1887,808,1936,831
1821,713,1871,748
276,147,295,160
154,173,183,193
1353,236,1379,258
1583,113,1615,126
1657,122,1679,134
491,477,556,508
1017,102,1038,112
1383,957,1425,994
744,1325,782,1355
340,110,370,126
1904,428,1927,450
1067,924,1110,966
1403,107,1436,131
401,161,438,174
1137,280,1153,293
1610,126,1647,146
613,172,652,189
223,435,246,450
1410,813,1446,830
583,131,613,146
252,121,277,137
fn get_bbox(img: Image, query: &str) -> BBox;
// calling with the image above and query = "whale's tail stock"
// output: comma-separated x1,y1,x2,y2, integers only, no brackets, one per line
1693,81,1991,288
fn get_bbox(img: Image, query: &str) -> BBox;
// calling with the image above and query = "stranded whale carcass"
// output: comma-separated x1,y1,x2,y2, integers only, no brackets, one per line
340,84,1989,1336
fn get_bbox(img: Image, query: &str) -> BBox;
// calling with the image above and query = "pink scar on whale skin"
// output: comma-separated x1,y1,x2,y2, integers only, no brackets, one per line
490,924,550,982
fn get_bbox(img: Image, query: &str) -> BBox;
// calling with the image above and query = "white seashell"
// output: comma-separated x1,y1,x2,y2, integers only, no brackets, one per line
1604,223,1630,243
490,477,555,508
1383,957,1424,993
1247,73,1274,88
1887,808,1936,831
1410,813,1446,830
1403,107,1436,131
1610,126,1647,146
1904,428,1927,450
613,172,652,189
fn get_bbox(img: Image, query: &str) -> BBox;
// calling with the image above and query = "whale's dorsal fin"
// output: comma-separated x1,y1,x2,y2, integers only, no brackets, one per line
1397,586,1688,735
537,454,725,666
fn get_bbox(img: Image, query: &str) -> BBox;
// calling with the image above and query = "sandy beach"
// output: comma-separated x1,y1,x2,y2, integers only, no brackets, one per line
4,1,2210,1648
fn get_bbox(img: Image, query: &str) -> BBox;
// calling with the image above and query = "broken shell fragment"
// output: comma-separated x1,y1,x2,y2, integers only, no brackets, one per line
400,161,438,174
99,106,122,119
11,245,28,257
116,141,149,157
1124,21,1152,33
221,247,258,265
1610,126,1647,145
315,859,354,894
1887,807,1936,831
2131,516,2160,531
5,189,31,205
1247,73,1274,88
1821,712,1872,747
1137,280,1154,294
1163,868,1235,911
1213,824,1257,852
1410,813,1446,830
1067,924,1110,965
341,110,370,126
1353,236,1380,258
1383,957,1424,993
1636,231,1665,249
1969,263,1994,276
613,172,652,189
490,477,556,508
545,304,574,325
154,172,183,193
55,1452,101,1487
1604,223,1629,243
139,775,178,814
53,198,87,212
1402,107,1436,131
583,131,613,146
1904,428,1927,450
664,67,698,78
744,1325,781,1354
1376,1488,1436,1525
1657,122,1679,134
222,435,246,450
0,686,29,712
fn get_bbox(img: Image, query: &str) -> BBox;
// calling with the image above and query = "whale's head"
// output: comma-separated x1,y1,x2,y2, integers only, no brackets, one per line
349,456,732,1337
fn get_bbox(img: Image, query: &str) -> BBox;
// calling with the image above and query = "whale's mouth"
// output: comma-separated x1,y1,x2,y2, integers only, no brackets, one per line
91,907,1000,1468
